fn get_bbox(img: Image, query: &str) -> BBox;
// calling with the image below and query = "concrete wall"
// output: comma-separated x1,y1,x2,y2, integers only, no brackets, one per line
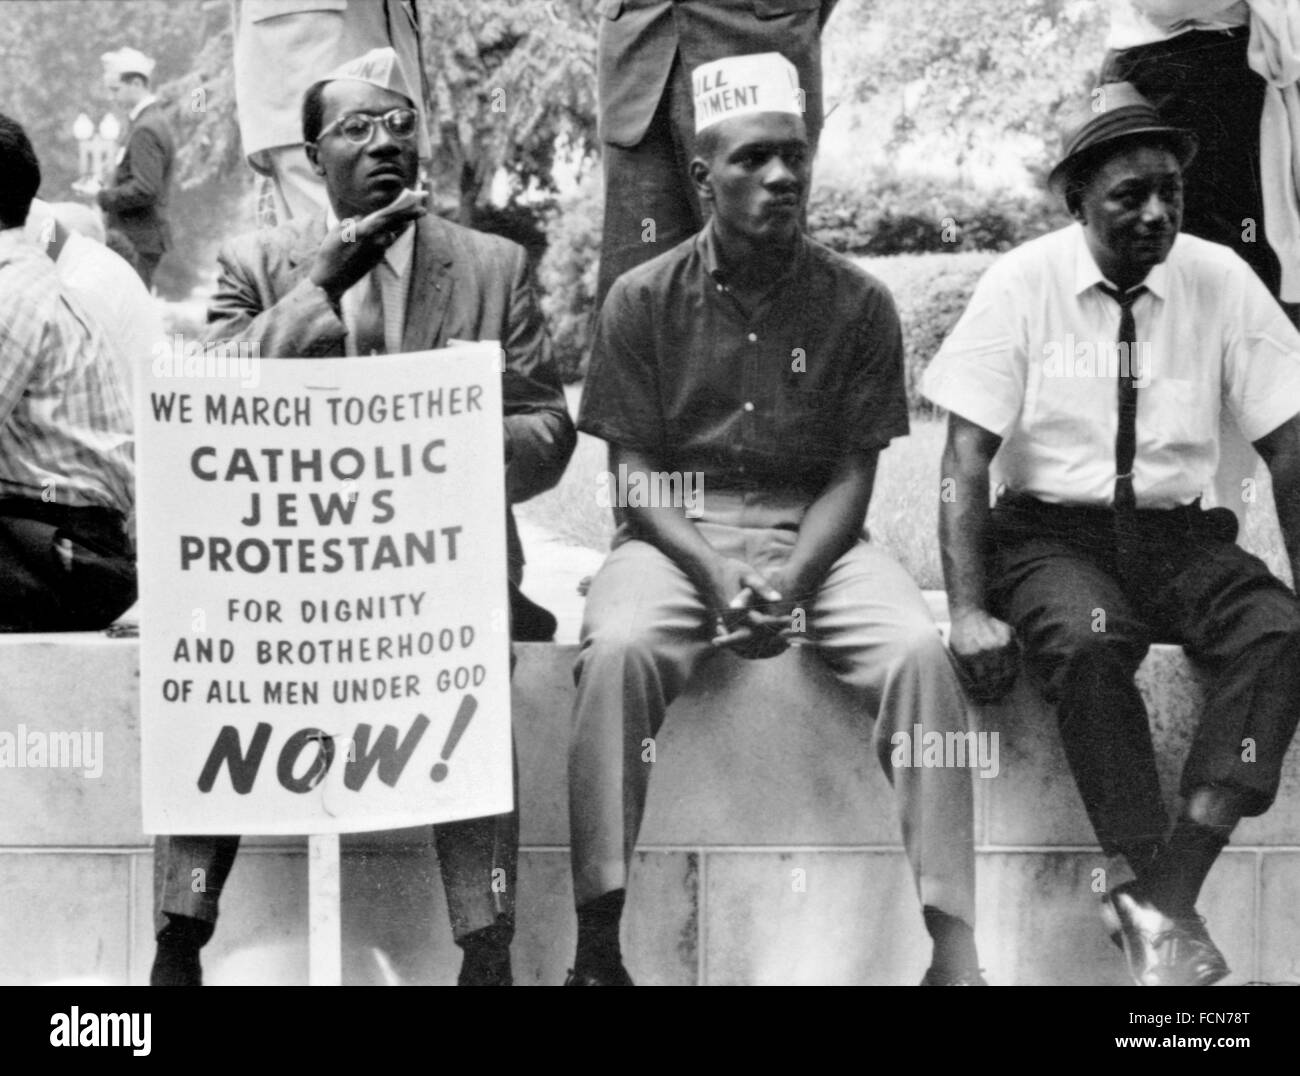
2,634,1298,986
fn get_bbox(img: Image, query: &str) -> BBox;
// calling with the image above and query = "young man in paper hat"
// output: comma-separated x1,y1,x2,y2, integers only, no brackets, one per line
91,46,175,290
924,82,1300,986
149,47,574,988
566,52,983,987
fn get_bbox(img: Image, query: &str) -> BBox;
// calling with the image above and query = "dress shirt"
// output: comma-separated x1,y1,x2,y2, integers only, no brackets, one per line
0,229,134,512
579,219,909,497
921,223,1300,509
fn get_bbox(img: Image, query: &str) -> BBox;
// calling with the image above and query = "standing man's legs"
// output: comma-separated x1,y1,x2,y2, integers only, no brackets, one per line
134,251,161,292
595,56,704,311
807,539,980,983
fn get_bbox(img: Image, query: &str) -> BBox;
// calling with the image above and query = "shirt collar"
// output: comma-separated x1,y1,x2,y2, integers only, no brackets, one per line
699,216,807,291
128,94,157,122
324,209,415,277
1070,221,1169,301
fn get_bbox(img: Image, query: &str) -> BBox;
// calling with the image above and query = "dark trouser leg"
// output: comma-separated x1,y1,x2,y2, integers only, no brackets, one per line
595,55,704,311
987,512,1164,872
136,251,161,291
153,835,242,936
1150,536,1300,818
0,509,136,631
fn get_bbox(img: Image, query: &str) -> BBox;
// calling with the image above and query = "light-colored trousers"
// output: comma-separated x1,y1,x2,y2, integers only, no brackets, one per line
568,495,977,925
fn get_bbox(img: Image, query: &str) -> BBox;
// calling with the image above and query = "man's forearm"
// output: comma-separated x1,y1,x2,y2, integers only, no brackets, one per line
939,427,996,615
615,445,727,605
781,451,876,596
505,408,576,504
1257,417,1300,589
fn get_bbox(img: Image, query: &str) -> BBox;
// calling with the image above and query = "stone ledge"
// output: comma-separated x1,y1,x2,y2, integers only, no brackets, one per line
3,629,1299,984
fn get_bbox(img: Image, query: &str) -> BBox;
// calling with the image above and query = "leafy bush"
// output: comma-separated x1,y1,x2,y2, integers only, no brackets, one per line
535,168,1041,397
538,172,603,383
857,251,997,414
809,171,1070,257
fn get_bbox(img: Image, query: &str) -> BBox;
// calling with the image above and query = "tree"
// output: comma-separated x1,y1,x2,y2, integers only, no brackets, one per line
839,0,1108,182
421,0,600,222
0,0,222,198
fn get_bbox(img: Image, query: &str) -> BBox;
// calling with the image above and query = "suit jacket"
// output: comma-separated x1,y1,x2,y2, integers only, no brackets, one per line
98,100,175,256
597,0,838,148
233,0,431,163
203,212,576,581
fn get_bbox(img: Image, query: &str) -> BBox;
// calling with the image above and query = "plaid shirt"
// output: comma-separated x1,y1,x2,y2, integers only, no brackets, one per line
0,229,133,513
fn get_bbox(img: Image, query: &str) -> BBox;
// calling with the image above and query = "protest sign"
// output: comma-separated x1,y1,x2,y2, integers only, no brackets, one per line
138,343,512,834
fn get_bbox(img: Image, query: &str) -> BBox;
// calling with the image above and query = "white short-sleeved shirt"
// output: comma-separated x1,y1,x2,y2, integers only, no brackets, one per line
921,224,1300,509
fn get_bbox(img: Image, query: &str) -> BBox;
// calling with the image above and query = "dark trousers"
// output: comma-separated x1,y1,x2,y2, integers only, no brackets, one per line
986,494,1300,861
136,251,161,292
597,54,705,311
1102,29,1282,298
153,811,517,944
0,497,136,631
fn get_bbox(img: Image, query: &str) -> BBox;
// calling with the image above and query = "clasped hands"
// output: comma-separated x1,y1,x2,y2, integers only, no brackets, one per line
708,557,808,661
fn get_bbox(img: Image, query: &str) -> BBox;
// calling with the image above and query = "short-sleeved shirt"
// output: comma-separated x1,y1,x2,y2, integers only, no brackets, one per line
0,229,134,513
921,223,1300,510
578,221,909,497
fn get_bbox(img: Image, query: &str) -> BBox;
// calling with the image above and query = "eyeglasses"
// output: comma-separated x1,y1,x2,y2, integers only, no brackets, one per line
317,107,419,145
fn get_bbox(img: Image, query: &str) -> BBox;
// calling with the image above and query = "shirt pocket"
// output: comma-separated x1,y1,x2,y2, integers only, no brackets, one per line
1147,377,1216,453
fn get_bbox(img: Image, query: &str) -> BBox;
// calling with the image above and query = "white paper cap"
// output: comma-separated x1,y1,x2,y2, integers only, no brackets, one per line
692,52,803,133
318,47,417,107
101,47,155,81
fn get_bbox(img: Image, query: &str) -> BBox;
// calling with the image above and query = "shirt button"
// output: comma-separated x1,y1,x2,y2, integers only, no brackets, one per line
716,284,724,292
743,401,755,412
747,332,757,342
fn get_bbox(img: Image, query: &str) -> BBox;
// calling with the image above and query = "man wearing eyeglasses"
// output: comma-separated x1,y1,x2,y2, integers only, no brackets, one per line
148,48,575,987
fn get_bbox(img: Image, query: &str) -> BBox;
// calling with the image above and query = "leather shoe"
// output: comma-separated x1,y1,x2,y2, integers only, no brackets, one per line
564,963,634,986
1102,882,1229,986
920,966,988,986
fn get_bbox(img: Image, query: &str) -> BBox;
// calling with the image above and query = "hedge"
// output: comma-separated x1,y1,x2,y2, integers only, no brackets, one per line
538,173,1044,399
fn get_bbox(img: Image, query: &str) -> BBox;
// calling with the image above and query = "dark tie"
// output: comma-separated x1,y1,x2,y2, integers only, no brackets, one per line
1098,283,1148,512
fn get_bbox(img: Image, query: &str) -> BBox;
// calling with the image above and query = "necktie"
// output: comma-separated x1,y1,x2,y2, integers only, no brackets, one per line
353,266,387,356
1098,283,1148,512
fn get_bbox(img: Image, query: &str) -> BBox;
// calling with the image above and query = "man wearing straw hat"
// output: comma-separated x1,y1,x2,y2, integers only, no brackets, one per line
566,51,983,987
924,82,1300,986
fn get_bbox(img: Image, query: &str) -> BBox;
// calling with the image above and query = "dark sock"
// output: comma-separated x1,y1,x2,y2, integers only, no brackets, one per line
923,906,978,976
1142,819,1230,917
458,920,513,986
150,914,211,987
1123,840,1165,887
574,889,625,972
